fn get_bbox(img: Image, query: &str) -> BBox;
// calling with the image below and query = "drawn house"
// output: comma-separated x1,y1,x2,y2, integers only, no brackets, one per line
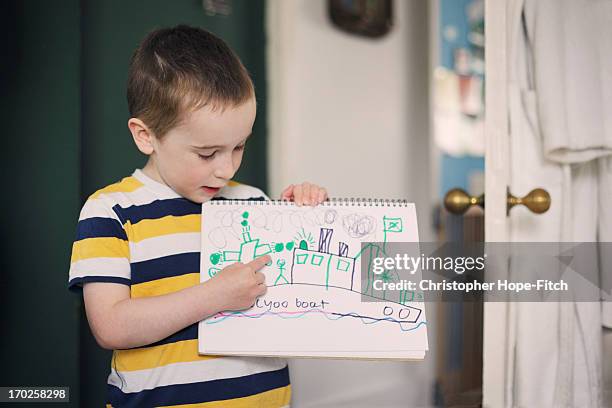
290,228,356,290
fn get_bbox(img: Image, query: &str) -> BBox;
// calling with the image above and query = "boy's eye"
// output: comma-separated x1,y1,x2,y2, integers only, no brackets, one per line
198,151,217,160
197,144,244,160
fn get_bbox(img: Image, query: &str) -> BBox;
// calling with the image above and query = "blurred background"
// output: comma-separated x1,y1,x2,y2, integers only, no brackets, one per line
0,0,487,406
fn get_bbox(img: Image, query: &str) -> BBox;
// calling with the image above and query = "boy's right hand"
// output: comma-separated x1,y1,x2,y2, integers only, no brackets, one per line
210,255,270,311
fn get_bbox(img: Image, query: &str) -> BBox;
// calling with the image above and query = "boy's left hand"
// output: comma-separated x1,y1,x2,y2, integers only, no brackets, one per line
280,182,328,206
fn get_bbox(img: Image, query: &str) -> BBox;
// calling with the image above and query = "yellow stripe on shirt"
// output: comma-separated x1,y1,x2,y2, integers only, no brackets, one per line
158,385,291,408
113,339,219,372
131,273,199,298
70,237,129,263
90,176,143,199
126,214,201,243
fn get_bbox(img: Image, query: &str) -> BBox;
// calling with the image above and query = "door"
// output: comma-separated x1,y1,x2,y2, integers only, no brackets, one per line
482,0,510,406
0,2,81,406
0,2,268,407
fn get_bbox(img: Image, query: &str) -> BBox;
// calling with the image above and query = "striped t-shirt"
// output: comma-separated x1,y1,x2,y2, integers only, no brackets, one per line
68,169,291,407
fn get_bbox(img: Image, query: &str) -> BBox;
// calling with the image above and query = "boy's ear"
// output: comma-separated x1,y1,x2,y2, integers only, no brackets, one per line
128,118,156,155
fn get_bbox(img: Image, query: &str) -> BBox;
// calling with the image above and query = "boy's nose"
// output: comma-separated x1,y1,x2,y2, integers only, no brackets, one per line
213,155,235,180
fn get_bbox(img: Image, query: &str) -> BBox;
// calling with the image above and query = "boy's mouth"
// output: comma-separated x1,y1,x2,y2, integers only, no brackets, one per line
201,186,221,195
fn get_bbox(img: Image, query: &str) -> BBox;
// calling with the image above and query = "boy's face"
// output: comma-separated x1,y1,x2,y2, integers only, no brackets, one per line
145,97,256,203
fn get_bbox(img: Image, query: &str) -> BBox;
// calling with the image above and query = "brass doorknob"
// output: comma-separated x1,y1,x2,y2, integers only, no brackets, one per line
506,188,551,214
443,188,551,215
443,188,484,215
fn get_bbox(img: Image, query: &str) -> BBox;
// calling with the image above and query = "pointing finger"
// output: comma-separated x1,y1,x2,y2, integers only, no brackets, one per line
247,255,271,272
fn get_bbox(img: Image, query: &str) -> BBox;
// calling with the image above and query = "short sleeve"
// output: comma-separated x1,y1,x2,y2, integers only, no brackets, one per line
68,196,131,293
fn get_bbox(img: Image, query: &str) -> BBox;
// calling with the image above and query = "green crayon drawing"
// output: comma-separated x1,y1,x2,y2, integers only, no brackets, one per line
311,254,324,266
294,228,315,249
210,252,221,265
214,209,273,264
274,259,289,285
208,210,418,305
382,216,403,252
383,216,403,232
379,270,393,300
325,254,333,289
223,250,241,262
337,259,350,272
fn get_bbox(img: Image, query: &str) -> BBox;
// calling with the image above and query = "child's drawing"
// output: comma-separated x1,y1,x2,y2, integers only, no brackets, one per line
199,202,428,357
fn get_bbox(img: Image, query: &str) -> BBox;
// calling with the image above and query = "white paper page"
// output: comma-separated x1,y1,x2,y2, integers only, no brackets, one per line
198,200,428,359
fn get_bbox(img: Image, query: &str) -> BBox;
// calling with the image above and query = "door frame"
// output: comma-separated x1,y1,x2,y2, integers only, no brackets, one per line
483,0,511,406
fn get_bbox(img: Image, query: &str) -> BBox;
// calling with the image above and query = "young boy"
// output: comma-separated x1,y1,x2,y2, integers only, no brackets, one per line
68,25,327,407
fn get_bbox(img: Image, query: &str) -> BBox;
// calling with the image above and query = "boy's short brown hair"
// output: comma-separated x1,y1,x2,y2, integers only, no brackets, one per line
127,25,254,138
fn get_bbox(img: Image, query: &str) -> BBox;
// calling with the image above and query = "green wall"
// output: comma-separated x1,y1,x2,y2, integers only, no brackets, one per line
1,1,267,406
81,0,268,195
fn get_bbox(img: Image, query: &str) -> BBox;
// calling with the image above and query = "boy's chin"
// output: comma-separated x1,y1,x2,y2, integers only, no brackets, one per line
187,195,211,204
184,190,216,204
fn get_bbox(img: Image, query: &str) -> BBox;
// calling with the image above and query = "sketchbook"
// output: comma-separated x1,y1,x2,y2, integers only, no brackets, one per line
198,198,428,360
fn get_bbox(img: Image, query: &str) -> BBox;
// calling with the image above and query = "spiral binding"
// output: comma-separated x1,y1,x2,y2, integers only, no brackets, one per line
208,198,409,207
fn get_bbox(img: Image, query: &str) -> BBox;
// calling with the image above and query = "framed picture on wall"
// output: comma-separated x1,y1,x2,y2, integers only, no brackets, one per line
329,0,393,38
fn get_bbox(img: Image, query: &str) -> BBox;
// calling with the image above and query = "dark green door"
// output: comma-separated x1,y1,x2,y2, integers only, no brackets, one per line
81,0,268,194
0,1,81,406
2,1,267,406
